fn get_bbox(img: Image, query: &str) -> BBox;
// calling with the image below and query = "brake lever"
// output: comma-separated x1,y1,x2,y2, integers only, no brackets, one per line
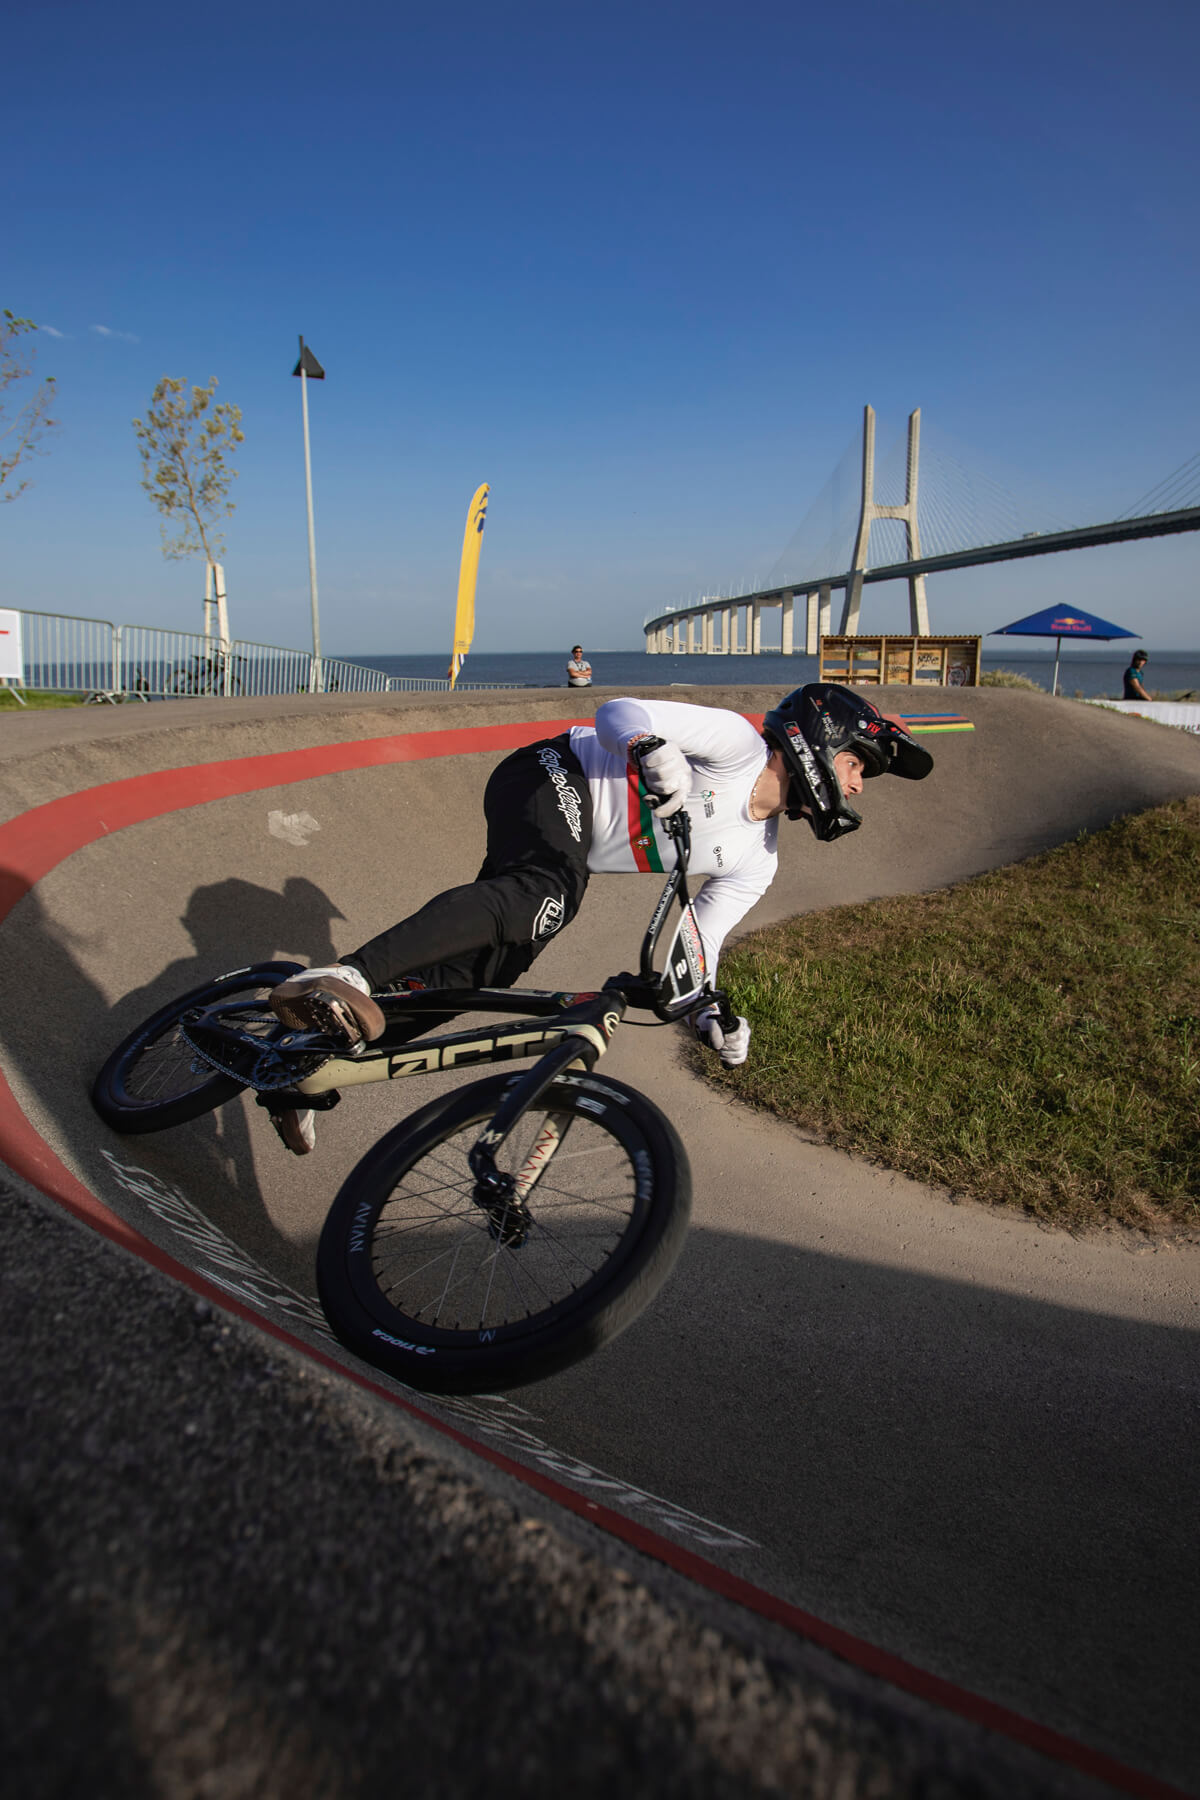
663,809,691,857
711,990,736,1030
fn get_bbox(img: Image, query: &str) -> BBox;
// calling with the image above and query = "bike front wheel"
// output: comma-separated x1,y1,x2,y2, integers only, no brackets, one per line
91,962,301,1134
317,1070,691,1393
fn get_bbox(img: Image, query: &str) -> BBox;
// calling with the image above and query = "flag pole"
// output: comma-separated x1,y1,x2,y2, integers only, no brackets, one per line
292,336,327,694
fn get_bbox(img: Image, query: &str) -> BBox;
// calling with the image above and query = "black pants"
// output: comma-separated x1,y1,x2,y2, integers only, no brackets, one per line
344,735,593,997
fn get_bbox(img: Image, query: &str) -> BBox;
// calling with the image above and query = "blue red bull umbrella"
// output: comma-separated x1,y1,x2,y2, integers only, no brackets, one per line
991,604,1139,696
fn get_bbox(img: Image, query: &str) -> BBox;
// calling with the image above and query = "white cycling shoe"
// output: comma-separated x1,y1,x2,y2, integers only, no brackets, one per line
270,964,385,1048
271,1109,317,1156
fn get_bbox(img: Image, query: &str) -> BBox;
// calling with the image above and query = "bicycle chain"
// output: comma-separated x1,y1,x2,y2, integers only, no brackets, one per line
181,1014,329,1091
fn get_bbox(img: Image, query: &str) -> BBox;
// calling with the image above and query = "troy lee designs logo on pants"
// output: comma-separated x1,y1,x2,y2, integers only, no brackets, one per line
537,745,584,841
533,894,566,938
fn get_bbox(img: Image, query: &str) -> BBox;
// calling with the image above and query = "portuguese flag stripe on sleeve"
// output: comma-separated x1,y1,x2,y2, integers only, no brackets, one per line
625,765,665,873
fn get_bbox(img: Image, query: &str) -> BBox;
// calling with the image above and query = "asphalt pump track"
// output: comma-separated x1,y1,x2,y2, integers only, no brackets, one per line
1,684,1198,1798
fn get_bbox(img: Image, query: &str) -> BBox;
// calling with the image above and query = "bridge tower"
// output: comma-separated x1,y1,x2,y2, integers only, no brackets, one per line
838,405,930,636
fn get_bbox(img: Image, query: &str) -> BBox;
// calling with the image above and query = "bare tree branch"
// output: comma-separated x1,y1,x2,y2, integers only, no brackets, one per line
0,311,60,504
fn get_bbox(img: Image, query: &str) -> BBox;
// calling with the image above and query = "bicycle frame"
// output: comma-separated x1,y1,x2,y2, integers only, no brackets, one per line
188,809,729,1207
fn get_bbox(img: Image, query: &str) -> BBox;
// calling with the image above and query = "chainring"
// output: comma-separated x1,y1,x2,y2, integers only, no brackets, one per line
180,1008,330,1091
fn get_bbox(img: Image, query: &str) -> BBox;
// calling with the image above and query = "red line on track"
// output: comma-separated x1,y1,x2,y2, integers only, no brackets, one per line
0,719,587,922
0,715,1184,1800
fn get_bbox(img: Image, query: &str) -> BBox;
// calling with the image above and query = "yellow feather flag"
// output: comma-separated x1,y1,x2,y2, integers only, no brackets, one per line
448,483,489,689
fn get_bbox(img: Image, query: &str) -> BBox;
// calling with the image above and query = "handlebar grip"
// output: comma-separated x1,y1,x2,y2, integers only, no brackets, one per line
628,735,666,767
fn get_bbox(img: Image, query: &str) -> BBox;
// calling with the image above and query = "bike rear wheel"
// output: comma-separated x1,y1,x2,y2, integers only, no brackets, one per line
91,962,300,1133
317,1070,691,1393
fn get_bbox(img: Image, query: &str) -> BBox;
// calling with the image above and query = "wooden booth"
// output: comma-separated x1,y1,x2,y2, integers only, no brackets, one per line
819,634,981,688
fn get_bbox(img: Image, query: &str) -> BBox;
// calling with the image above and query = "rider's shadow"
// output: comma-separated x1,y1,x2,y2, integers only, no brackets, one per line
108,875,345,1032
96,876,349,1283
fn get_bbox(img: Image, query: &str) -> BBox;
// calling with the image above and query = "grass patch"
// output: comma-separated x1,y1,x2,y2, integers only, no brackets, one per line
707,797,1200,1235
979,668,1045,691
0,689,86,710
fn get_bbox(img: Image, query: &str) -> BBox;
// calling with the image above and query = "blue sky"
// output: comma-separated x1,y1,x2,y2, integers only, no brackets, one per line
4,0,1198,654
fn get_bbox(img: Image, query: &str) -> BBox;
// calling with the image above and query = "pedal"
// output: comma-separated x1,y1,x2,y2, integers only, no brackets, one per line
255,1089,342,1115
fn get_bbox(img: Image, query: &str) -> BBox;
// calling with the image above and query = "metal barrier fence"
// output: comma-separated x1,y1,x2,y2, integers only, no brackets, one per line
117,624,235,698
5,611,523,699
13,609,122,697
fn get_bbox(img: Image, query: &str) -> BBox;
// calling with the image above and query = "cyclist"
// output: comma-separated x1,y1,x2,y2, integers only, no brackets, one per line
267,684,933,1152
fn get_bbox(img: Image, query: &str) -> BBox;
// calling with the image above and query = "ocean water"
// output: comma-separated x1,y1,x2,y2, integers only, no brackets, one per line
346,648,1200,702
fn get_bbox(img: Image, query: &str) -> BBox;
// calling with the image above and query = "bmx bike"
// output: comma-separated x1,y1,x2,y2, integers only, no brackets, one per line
167,651,245,697
91,812,733,1394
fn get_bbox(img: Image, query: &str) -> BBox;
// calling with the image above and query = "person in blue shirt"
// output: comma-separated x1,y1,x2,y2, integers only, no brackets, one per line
1123,652,1152,701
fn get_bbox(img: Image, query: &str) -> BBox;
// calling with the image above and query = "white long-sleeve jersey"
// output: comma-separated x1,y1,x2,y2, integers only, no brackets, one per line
568,697,778,977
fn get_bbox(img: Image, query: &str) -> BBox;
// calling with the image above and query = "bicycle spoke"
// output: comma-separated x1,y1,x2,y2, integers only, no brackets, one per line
356,1101,646,1335
109,979,281,1113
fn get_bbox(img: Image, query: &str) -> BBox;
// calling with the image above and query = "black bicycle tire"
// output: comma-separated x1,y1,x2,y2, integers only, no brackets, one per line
90,962,301,1134
317,1070,691,1393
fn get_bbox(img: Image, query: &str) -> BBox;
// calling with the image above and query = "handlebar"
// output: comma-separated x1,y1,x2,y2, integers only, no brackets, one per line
616,807,730,1025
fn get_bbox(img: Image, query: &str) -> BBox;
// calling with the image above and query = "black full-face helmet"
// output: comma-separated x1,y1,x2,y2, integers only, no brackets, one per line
762,683,934,841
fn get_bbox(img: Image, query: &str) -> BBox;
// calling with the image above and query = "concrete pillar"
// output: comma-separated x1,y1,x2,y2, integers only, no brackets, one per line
905,410,931,635
751,604,762,654
838,572,863,636
819,585,832,640
781,590,795,655
805,591,819,656
842,404,930,636
910,573,931,637
702,610,714,653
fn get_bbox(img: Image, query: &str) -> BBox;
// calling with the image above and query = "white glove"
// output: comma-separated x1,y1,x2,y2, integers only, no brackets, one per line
692,1004,751,1068
631,739,690,818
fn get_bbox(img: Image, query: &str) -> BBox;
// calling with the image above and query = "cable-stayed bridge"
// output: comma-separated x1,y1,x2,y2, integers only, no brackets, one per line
643,407,1200,655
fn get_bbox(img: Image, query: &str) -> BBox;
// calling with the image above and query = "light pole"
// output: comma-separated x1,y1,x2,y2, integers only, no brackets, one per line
292,336,325,692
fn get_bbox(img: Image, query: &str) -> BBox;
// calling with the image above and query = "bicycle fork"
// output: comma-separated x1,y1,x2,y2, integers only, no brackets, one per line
467,992,626,1246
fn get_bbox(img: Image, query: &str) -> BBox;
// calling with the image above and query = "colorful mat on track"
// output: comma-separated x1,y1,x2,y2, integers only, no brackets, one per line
897,712,974,734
